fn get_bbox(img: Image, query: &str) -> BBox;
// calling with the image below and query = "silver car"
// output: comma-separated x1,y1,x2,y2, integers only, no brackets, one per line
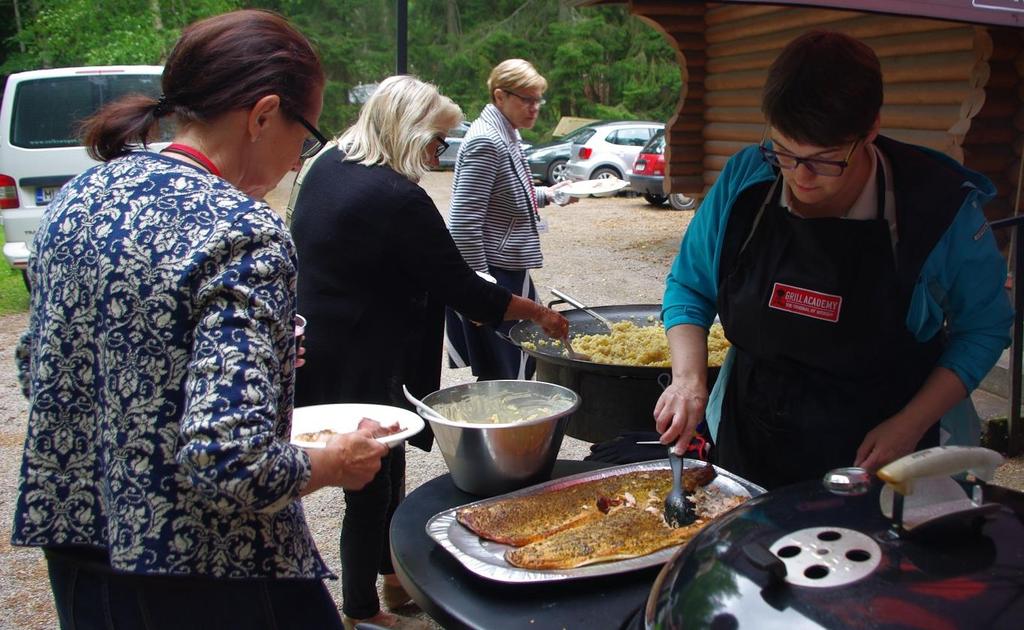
564,121,662,182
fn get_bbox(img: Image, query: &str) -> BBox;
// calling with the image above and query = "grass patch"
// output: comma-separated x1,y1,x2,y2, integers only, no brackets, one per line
0,226,29,315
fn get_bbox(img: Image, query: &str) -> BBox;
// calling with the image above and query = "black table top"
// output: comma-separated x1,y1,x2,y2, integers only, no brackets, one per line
390,460,658,630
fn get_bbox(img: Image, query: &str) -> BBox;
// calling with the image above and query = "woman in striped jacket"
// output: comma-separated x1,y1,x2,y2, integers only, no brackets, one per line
446,59,574,380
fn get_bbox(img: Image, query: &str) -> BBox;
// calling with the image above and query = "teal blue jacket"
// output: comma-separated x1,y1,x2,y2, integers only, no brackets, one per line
663,141,1013,444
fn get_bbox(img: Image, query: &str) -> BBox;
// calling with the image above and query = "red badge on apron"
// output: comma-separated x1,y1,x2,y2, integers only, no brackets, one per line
768,282,843,323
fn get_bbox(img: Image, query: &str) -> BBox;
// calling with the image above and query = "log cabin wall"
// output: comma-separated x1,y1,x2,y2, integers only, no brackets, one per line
969,28,1024,242
627,1,708,196
625,1,1022,230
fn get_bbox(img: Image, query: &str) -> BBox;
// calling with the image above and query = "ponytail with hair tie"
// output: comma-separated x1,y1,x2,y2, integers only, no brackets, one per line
153,95,172,118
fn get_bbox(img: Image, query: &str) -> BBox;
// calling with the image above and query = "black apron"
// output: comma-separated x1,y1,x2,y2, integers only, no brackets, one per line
715,169,941,490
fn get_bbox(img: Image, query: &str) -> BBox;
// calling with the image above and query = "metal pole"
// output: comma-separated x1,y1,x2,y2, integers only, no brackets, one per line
1011,223,1023,455
992,215,1024,455
396,0,408,75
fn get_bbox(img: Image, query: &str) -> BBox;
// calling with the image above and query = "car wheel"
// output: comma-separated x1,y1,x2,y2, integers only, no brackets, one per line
643,193,667,206
591,167,621,180
547,159,569,185
669,193,696,210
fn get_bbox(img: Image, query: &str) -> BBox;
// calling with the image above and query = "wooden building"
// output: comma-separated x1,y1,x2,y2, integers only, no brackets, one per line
573,0,1024,232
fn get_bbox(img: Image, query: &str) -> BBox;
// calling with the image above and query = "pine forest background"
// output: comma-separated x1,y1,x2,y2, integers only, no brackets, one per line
0,0,683,142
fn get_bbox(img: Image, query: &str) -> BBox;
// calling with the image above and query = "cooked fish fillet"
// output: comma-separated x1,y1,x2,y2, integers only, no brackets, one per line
690,487,747,519
505,507,706,570
682,463,716,493
456,471,674,546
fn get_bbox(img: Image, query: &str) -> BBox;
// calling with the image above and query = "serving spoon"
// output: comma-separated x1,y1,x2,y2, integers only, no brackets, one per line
561,335,591,362
664,448,697,527
402,385,450,424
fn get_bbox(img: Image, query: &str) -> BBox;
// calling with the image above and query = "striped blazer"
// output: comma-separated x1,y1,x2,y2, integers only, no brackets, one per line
448,104,552,272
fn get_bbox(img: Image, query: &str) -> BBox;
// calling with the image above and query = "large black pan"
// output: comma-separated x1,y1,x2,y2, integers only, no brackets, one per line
509,303,670,378
509,303,720,442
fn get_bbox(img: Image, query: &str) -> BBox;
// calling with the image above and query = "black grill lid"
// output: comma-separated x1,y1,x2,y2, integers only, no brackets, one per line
646,480,1024,629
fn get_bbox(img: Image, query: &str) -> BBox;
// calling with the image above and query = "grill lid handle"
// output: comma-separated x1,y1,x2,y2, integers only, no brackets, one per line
877,446,1004,496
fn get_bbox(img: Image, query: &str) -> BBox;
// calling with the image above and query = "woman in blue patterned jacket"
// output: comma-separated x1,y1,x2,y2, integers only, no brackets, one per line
11,10,387,629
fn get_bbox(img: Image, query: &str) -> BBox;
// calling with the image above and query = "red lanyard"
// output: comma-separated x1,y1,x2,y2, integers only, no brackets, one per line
161,143,222,178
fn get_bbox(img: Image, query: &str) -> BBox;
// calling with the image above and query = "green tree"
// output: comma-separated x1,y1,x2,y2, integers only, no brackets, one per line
266,0,394,133
1,1,684,141
2,0,237,72
408,1,681,142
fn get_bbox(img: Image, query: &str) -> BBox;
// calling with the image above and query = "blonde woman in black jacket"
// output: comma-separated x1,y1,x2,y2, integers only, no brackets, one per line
290,75,567,630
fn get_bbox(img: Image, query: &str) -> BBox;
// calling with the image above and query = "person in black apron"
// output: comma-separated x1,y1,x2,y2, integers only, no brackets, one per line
653,31,1012,490
714,167,940,489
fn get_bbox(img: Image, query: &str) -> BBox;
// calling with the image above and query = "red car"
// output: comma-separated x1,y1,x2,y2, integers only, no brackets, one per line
629,129,694,210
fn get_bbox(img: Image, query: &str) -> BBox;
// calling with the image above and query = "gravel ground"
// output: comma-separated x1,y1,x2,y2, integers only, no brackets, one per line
0,170,1021,628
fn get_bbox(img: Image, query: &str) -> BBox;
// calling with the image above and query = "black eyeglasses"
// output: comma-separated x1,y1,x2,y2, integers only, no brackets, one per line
759,137,860,177
432,136,450,159
501,89,546,108
291,113,330,159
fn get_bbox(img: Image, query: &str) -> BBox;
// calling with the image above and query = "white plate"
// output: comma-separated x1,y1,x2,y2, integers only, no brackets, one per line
291,403,425,448
560,178,629,198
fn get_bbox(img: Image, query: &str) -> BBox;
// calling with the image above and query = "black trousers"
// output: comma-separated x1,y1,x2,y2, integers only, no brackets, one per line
445,266,536,381
44,546,343,630
340,445,406,619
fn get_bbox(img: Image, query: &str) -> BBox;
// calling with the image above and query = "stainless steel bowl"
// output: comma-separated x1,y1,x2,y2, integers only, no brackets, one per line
419,380,580,496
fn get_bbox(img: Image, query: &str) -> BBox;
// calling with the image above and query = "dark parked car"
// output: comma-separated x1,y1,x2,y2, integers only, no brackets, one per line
524,123,606,185
629,129,694,210
437,120,532,169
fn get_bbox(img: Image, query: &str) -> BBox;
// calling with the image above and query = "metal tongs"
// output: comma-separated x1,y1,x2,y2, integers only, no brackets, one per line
550,288,615,333
664,448,697,527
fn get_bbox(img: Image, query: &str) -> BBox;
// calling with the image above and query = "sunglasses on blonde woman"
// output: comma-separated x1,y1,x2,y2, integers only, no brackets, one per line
432,136,450,159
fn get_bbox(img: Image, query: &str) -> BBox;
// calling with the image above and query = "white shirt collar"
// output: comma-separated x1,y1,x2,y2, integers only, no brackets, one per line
780,143,898,247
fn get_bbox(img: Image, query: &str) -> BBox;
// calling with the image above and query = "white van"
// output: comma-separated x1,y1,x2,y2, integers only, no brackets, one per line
0,65,166,275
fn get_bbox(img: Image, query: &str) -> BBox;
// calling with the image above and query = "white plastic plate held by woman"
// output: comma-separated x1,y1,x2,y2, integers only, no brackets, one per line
291,403,425,448
561,177,630,198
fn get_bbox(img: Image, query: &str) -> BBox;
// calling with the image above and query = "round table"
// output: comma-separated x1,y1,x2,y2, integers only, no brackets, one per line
390,460,657,630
